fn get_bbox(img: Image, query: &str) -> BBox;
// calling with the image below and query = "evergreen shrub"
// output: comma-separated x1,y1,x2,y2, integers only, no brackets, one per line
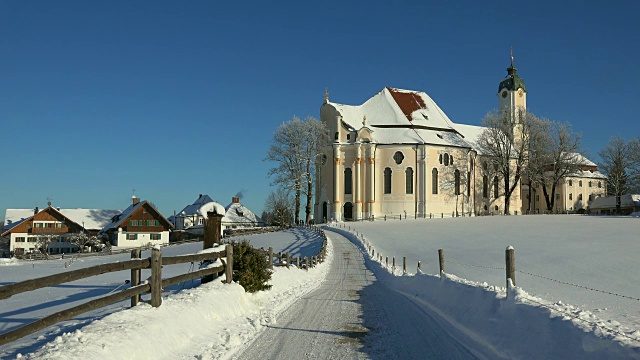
232,240,272,293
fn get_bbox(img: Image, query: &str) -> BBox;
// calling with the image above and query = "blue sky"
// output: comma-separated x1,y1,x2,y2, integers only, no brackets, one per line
1,1,639,220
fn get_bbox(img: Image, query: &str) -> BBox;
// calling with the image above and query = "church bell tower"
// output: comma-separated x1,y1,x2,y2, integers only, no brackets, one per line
497,49,527,123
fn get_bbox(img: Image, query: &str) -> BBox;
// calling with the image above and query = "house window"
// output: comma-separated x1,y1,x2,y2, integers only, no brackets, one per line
199,218,204,225
344,168,353,194
394,151,404,165
598,181,602,188
579,180,583,187
454,169,460,195
482,175,488,198
146,220,159,226
578,193,583,201
535,194,540,201
432,168,438,194
405,167,414,194
15,237,26,243
589,194,594,202
556,193,560,200
126,233,138,240
568,179,573,186
569,193,573,200
493,176,499,198
150,234,161,240
588,181,592,187
384,167,392,194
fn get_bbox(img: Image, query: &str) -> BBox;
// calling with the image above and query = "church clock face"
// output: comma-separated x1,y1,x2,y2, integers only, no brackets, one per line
518,89,523,97
501,91,507,98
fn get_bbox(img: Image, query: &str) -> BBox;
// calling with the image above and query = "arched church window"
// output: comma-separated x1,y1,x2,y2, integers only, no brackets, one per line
406,168,414,194
467,171,471,197
444,153,449,166
344,168,352,195
579,180,583,187
334,132,339,140
439,154,443,164
482,175,488,198
450,156,454,165
454,169,460,195
493,177,499,198
394,151,404,165
568,179,573,186
432,168,438,194
321,154,327,165
569,193,573,200
384,168,392,194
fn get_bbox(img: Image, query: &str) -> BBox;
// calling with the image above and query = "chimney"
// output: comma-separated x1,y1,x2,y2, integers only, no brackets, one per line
132,195,140,205
232,197,239,204
34,206,39,215
199,194,202,198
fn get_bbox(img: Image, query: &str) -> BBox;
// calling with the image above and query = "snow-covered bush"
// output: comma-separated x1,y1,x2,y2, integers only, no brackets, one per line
232,240,272,293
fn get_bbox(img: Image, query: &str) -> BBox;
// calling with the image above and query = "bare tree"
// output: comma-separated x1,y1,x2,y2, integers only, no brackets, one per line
477,108,537,215
67,232,102,252
599,137,632,214
438,150,471,216
629,138,640,193
300,116,328,224
535,121,583,212
266,117,305,224
264,188,293,227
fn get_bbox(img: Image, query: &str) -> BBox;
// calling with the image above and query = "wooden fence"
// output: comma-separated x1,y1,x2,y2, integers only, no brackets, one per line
257,225,328,270
0,245,233,346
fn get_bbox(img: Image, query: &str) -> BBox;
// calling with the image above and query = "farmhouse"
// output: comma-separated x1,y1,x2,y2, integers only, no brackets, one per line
101,196,172,247
2,205,120,255
316,59,604,221
223,196,262,229
172,194,226,237
172,195,262,239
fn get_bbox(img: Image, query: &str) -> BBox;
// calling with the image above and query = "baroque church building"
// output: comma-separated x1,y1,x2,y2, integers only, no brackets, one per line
315,60,605,222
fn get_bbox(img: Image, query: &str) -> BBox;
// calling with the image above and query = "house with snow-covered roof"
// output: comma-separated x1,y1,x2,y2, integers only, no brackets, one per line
101,196,172,247
2,205,120,255
172,194,226,236
316,58,605,220
223,196,262,229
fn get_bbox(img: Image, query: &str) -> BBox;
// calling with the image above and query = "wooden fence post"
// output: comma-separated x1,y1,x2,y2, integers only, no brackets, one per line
305,256,309,269
403,256,406,274
286,252,290,268
385,256,388,267
505,246,516,290
131,248,141,307
438,249,445,277
268,247,274,269
296,255,300,268
150,247,162,308
392,257,395,273
226,244,233,284
417,260,421,273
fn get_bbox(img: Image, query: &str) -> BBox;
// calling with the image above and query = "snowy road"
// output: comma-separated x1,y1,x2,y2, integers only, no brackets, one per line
234,229,482,360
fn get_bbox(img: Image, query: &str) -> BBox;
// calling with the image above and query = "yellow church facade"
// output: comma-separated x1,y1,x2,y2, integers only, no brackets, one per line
315,62,604,222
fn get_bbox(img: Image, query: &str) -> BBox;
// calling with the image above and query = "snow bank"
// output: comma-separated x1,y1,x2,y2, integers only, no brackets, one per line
329,224,640,359
20,231,333,360
0,258,19,266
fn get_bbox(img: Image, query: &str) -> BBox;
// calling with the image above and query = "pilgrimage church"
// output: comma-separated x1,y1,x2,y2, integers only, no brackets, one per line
315,58,606,222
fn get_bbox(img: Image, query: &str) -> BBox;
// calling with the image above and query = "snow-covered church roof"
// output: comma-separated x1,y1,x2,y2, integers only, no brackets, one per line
324,87,477,148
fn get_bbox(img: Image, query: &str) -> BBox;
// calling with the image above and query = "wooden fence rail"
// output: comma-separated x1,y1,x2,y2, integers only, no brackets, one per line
0,245,231,346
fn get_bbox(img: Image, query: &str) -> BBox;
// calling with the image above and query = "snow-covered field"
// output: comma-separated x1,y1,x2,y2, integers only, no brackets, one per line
332,215,640,349
0,227,327,359
2,217,640,359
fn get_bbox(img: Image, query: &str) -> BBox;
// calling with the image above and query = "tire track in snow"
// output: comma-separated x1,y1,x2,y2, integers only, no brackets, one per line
233,229,483,359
